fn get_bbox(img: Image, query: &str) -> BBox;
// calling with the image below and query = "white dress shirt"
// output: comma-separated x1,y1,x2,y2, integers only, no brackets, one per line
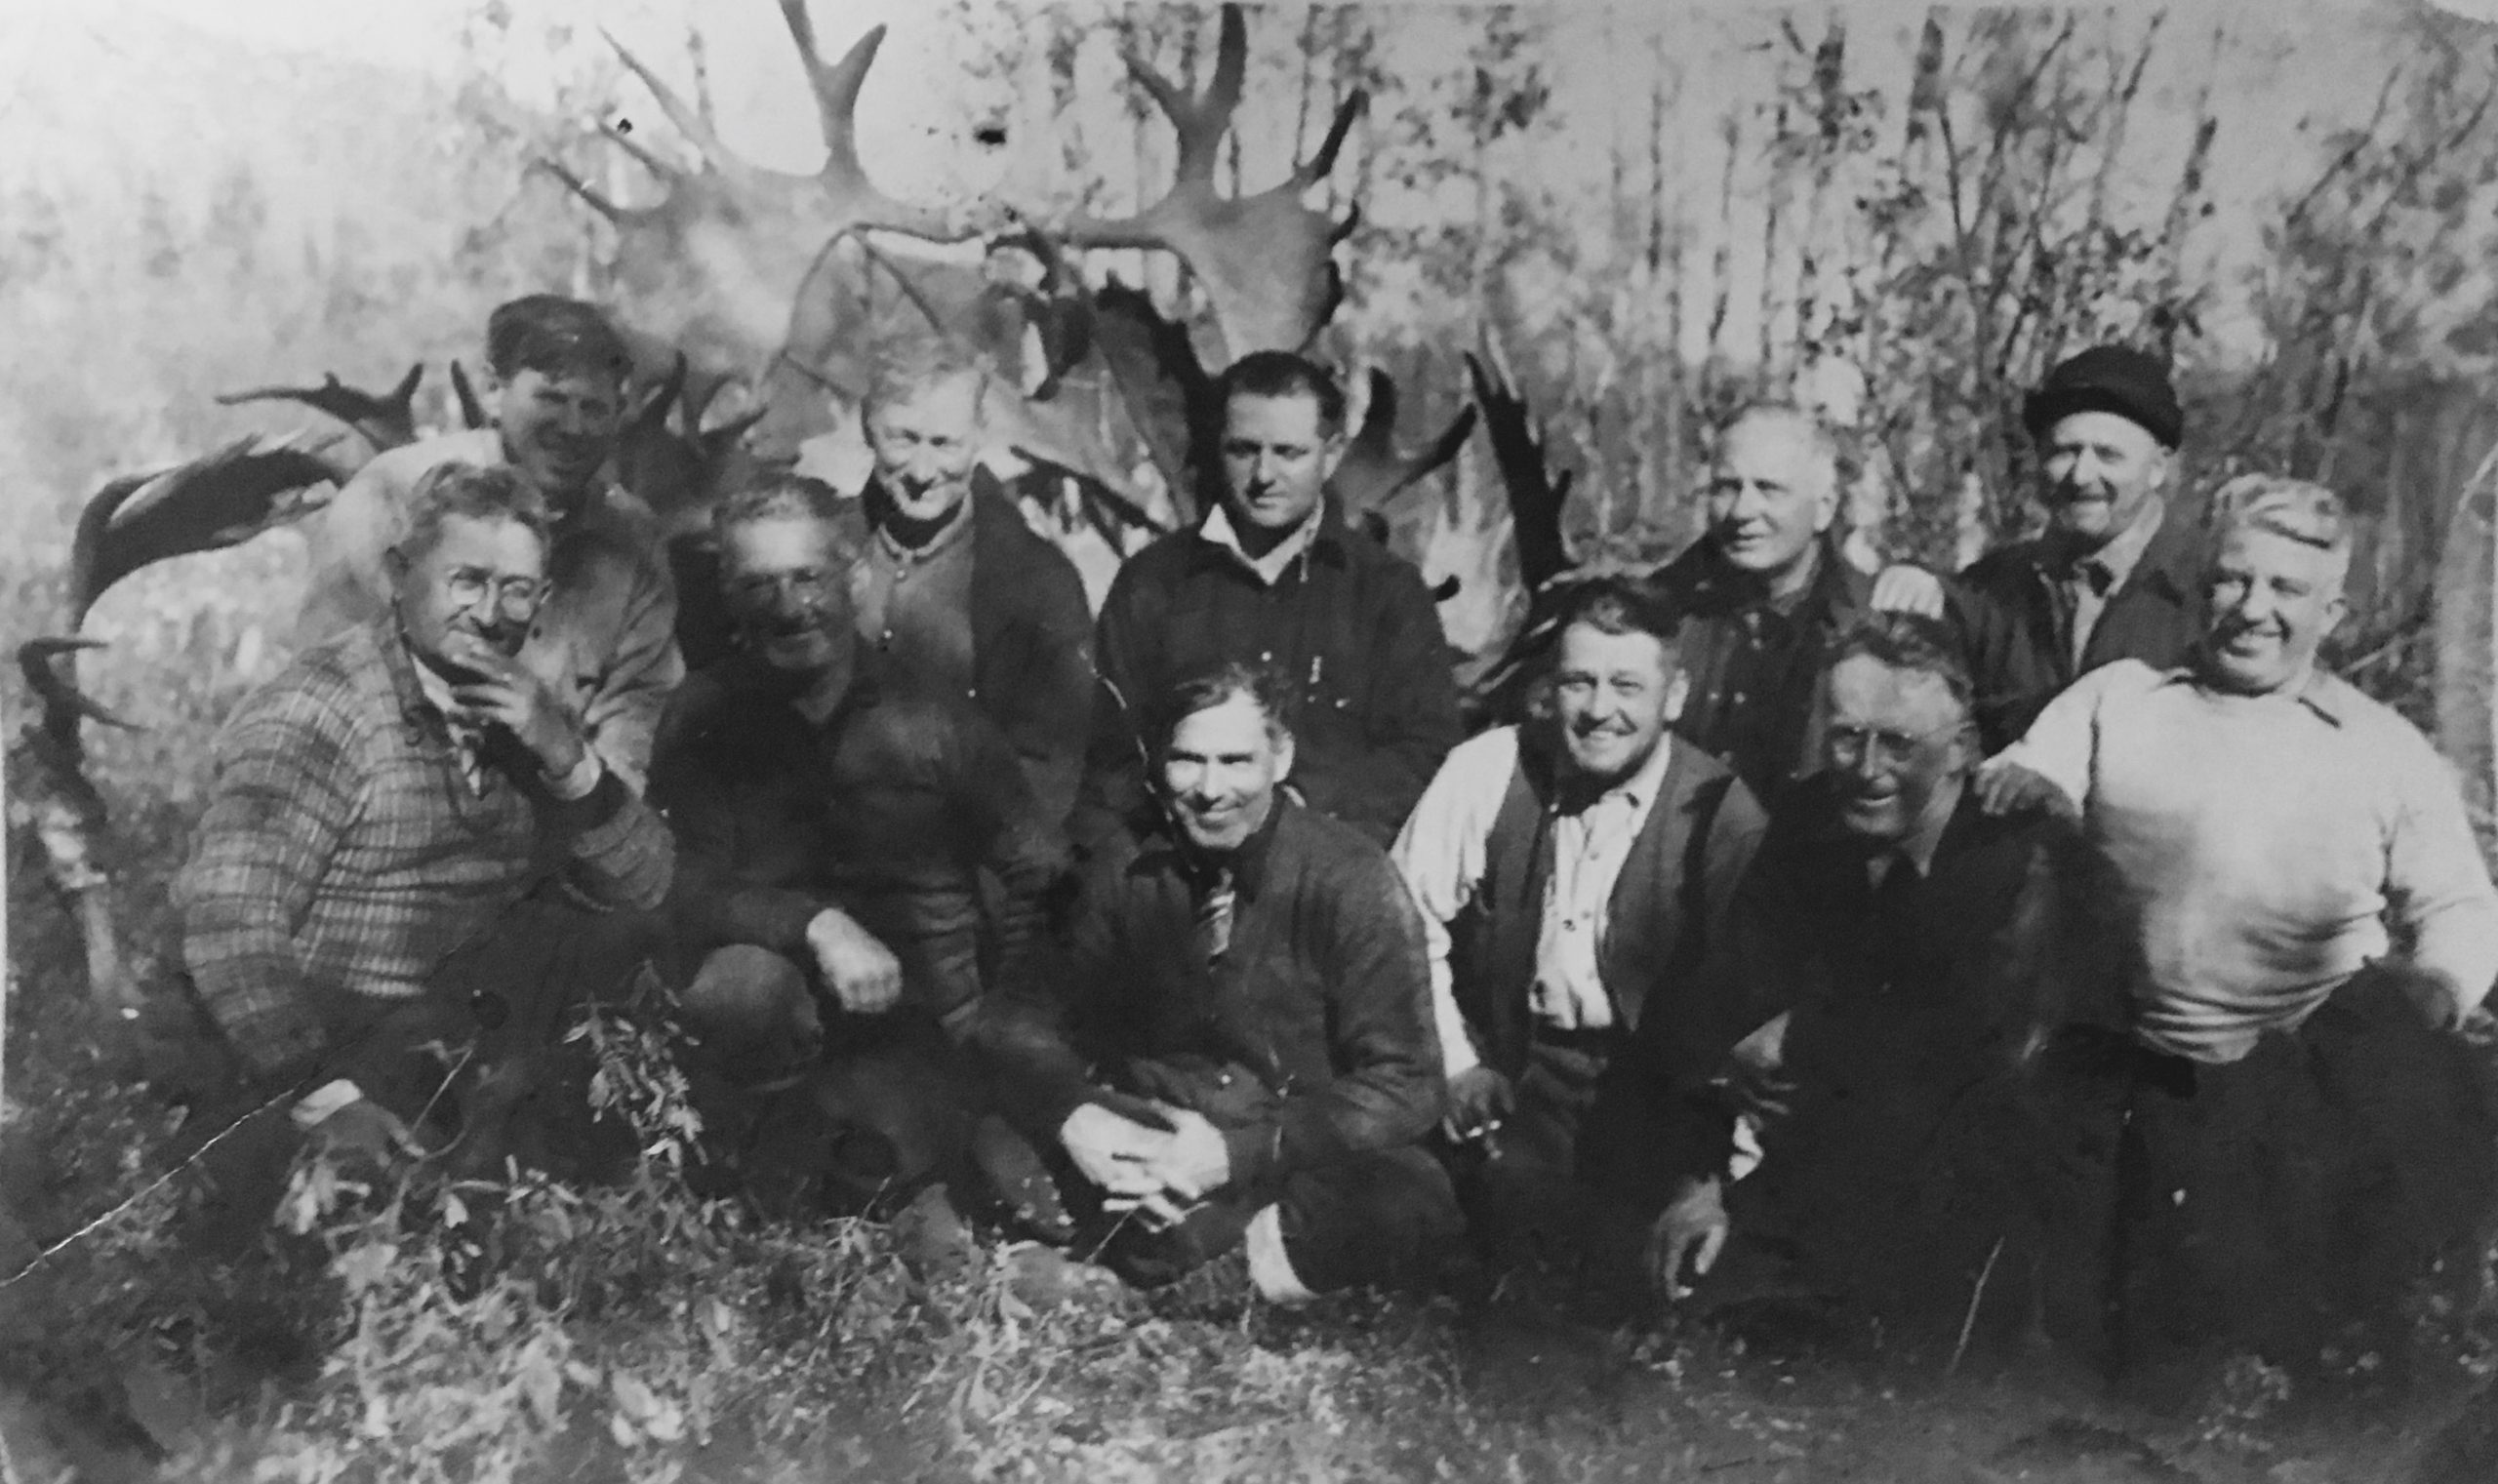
1391,725,1678,1077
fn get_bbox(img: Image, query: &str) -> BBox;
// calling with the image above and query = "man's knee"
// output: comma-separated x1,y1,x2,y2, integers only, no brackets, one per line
1272,1146,1464,1295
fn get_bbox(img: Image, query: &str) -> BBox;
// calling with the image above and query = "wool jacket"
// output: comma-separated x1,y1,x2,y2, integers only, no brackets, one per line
1082,498,1463,848
859,469,1097,836
649,654,1064,1029
1641,536,1873,804
179,622,674,1082
983,799,1445,1193
1949,506,2205,748
1442,731,1768,1087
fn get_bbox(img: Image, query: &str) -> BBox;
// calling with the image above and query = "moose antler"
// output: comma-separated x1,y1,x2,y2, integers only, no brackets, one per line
1465,343,1577,596
70,435,343,626
217,365,423,452
1055,5,1366,361
544,1,981,363
1330,369,1478,514
449,360,490,430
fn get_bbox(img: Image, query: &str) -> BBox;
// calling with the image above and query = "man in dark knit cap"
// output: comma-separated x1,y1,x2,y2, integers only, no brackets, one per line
1879,343,2201,746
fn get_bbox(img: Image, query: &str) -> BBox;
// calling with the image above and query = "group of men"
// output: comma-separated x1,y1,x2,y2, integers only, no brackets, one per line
170,293,2498,1390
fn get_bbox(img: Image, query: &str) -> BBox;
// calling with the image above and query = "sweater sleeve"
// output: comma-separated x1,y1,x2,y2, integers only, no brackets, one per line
577,544,684,796
179,684,367,1082
1387,728,1516,1078
2384,732,2498,1017
1074,560,1166,853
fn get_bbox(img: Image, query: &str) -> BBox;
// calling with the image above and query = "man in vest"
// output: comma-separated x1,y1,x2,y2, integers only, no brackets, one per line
297,295,681,789
850,344,1096,835
1391,577,1767,1287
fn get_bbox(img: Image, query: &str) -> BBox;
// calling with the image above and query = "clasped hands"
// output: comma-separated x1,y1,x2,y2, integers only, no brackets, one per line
1058,1101,1232,1231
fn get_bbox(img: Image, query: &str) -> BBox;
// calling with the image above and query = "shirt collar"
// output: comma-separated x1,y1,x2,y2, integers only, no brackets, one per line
1893,775,1966,878
2070,495,2167,589
866,478,977,561
1197,499,1336,585
2157,661,2351,727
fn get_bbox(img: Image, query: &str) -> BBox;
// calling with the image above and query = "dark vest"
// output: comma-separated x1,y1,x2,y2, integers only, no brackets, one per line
1448,732,1736,1079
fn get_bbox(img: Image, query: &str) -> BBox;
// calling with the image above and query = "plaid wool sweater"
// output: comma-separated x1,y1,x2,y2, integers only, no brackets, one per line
178,622,673,1081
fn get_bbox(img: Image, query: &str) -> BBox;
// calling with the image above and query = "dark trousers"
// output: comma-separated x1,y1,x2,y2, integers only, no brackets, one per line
1444,1027,1691,1292
181,897,665,1251
2106,968,2498,1381
1065,1057,1462,1295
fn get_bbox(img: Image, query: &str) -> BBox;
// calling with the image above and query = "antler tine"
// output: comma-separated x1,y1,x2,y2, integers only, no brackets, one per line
449,360,490,430
606,29,734,170
19,638,141,736
1294,91,1368,189
599,120,680,182
533,158,629,222
778,0,878,158
1333,368,1479,510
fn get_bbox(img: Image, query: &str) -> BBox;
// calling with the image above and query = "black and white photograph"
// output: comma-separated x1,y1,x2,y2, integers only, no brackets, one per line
10,0,2498,1476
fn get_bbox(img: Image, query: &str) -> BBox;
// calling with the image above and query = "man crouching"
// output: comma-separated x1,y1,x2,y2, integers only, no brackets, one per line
648,475,1064,1222
177,462,673,1241
979,664,1462,1301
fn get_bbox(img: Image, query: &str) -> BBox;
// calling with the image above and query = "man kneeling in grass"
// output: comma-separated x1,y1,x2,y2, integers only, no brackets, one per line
979,663,1462,1301
177,461,674,1243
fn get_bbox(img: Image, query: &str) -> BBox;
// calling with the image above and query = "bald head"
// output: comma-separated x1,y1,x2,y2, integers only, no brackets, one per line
1706,405,1841,590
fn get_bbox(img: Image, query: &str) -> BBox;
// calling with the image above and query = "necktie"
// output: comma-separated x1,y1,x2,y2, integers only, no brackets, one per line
1194,867,1236,965
2076,557,2116,598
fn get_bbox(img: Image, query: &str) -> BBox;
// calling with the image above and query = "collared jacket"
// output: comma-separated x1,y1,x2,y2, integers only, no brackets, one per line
981,799,1445,1192
1949,508,2204,749
857,468,1097,837
1082,499,1463,849
178,622,674,1082
297,428,685,792
1641,536,1873,805
649,655,1065,1030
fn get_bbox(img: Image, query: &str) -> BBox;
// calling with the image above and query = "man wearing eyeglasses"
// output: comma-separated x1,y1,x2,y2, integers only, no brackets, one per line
176,462,675,1238
1390,577,1767,1292
297,295,682,791
648,474,1064,1220
1646,612,2125,1351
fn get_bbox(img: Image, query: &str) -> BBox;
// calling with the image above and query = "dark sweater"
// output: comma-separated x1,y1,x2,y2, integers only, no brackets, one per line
1082,499,1462,848
649,655,1064,1027
983,798,1446,1191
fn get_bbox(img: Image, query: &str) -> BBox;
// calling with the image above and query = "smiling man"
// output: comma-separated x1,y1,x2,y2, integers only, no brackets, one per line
648,474,1064,1216
1392,578,1766,1290
1637,405,1879,803
850,345,1094,834
1647,614,2127,1353
1983,474,2498,1389
983,662,1459,1302
1083,351,1462,850
1876,344,2203,748
178,462,673,1237
298,295,681,790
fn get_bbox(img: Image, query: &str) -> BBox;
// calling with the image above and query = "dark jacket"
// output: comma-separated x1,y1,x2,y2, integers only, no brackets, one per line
649,655,1065,1030
983,798,1445,1192
1950,508,2204,748
861,469,1097,837
1696,777,2136,1326
1081,499,1462,849
1642,536,1872,805
1448,732,1767,1088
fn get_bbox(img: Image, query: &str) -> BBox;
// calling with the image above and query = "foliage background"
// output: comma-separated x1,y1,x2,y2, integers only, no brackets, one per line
10,1,2498,1477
